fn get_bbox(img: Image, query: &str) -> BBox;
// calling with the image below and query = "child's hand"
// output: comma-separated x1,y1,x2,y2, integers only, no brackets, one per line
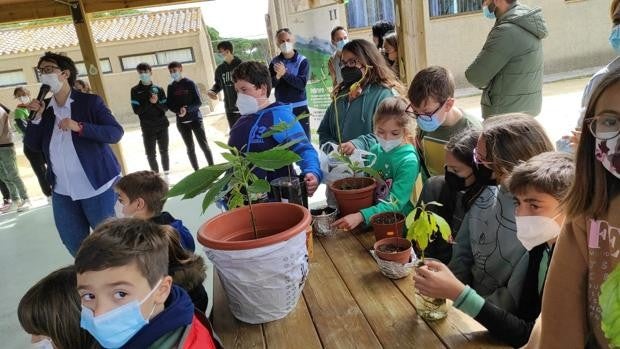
332,213,364,231
339,141,356,155
304,173,319,196
412,260,465,301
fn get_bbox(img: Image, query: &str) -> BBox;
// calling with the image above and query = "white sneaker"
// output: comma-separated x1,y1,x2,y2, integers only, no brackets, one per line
1,201,17,213
17,199,31,212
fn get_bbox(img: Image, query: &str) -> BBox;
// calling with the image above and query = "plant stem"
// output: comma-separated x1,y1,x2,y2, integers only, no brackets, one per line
248,198,258,240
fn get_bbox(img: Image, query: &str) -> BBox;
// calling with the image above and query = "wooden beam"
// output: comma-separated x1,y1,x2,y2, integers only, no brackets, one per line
71,0,127,174
395,0,429,84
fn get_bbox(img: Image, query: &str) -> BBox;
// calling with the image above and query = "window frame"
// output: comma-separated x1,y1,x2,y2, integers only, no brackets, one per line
0,69,27,88
119,47,195,72
428,0,483,20
75,58,113,77
345,0,396,30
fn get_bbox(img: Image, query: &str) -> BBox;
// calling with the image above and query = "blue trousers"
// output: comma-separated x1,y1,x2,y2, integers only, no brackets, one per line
52,187,116,256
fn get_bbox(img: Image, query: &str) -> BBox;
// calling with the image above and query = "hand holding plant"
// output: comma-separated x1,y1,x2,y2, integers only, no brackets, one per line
413,260,465,301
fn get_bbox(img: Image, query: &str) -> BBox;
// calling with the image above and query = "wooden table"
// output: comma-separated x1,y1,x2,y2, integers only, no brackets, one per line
212,228,511,349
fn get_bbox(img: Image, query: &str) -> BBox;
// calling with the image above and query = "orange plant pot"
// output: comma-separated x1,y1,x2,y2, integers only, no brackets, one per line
328,177,376,216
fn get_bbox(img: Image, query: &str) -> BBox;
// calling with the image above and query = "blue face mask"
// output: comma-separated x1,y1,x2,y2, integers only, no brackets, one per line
139,73,151,84
81,279,162,349
483,5,496,20
170,72,182,82
336,39,348,51
417,115,442,132
610,24,620,54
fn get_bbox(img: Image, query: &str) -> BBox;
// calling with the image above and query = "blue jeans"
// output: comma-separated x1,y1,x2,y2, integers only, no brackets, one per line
52,187,117,256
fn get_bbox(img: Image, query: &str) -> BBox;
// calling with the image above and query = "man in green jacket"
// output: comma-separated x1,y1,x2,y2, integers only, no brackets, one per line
466,0,548,119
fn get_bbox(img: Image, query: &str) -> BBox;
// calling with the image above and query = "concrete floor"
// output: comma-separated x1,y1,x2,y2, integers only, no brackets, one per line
0,76,588,347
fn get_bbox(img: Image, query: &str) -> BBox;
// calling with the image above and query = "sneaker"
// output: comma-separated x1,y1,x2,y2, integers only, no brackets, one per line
0,201,17,214
16,199,31,212
0,200,11,211
46,196,52,205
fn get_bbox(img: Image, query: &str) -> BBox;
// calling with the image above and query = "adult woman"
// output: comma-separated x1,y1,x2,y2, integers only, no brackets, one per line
318,39,403,146
382,32,400,79
25,52,123,256
416,128,484,264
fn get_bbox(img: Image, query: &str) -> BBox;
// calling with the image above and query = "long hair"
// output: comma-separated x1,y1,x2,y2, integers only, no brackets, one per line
564,68,620,218
373,96,416,142
445,128,485,211
338,39,404,95
162,226,206,291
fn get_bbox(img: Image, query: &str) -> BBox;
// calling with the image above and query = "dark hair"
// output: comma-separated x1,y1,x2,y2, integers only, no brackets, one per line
37,51,78,87
162,225,206,291
330,26,346,41
115,171,168,215
136,62,152,72
371,20,395,48
232,61,272,97
507,151,575,201
339,39,404,95
75,219,169,288
13,86,29,97
217,40,234,53
612,0,620,24
408,66,455,107
481,113,554,180
275,27,292,37
445,128,485,212
18,266,96,349
382,32,398,52
564,67,620,218
168,61,182,69
74,79,91,93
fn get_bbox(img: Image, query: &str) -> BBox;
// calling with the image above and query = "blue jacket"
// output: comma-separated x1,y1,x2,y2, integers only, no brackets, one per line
166,77,203,123
269,51,309,107
24,89,123,190
228,102,322,183
151,211,195,252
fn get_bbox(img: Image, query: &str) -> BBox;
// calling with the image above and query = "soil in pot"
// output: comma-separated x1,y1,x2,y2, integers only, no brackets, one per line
371,212,405,241
414,258,449,321
329,177,376,216
373,237,412,264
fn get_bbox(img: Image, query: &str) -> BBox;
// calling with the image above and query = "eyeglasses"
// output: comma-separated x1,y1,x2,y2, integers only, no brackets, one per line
586,114,620,140
339,58,361,69
405,101,445,122
37,66,60,75
472,147,493,168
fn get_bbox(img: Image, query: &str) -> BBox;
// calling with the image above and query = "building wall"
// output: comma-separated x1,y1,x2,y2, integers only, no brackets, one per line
0,30,216,125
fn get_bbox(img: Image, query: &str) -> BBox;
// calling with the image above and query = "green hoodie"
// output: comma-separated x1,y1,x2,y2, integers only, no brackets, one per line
356,142,419,225
318,83,394,146
465,3,548,118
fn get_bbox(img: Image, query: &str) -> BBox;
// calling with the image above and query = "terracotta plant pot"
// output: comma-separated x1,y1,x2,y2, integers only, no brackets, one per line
329,177,376,216
371,212,405,241
373,237,412,264
198,202,312,324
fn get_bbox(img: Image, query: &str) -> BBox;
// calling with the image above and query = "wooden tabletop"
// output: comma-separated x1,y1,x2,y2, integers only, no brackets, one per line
212,228,511,349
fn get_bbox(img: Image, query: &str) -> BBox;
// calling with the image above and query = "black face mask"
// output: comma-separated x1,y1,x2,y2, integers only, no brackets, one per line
341,66,363,86
444,167,472,191
473,163,497,186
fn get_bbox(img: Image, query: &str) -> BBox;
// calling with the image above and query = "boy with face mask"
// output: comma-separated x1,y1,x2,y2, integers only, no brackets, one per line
269,28,311,138
229,61,321,197
208,41,243,129
75,219,221,349
413,151,574,348
407,66,481,178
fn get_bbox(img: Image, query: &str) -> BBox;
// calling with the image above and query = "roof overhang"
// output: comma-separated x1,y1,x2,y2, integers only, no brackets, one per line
0,0,209,23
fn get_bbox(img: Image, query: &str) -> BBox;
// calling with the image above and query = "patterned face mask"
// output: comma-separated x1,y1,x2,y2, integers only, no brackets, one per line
595,132,620,179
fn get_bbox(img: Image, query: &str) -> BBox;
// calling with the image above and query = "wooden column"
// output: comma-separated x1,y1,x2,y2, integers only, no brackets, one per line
395,0,429,84
70,0,127,174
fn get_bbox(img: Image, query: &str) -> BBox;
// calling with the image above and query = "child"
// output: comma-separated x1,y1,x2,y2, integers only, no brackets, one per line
0,103,30,212
75,219,220,349
18,265,96,349
114,170,195,252
537,66,620,348
229,61,322,196
448,114,554,314
166,61,214,170
407,66,481,178
414,151,575,348
334,96,419,230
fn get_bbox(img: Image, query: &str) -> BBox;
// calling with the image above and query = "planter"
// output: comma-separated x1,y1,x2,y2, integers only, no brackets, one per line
198,202,311,324
414,258,449,321
373,237,412,264
329,177,376,216
270,176,305,207
310,206,338,237
371,212,405,241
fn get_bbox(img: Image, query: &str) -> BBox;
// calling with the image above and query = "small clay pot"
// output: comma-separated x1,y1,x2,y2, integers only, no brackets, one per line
373,237,412,264
370,212,405,241
329,177,376,216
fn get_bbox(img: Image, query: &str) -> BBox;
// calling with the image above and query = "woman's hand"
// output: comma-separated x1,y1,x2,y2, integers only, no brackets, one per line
332,212,364,230
412,260,465,301
339,141,356,155
304,173,319,196
58,118,81,132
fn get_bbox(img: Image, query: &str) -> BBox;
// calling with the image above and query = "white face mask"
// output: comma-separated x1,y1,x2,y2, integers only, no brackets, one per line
377,136,402,152
280,42,294,54
595,132,620,179
515,215,562,251
40,73,63,94
236,93,260,115
32,338,54,349
19,96,30,104
114,200,133,218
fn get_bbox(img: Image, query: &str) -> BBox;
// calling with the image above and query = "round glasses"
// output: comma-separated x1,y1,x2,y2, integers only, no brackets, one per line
586,114,620,140
405,102,445,122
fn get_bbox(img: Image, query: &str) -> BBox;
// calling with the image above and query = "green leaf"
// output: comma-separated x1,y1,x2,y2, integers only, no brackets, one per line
228,191,245,210
432,213,452,242
246,149,301,170
247,178,271,194
412,211,431,251
214,141,235,151
359,166,380,178
201,173,233,213
261,120,290,138
168,163,231,199
273,138,302,151
221,152,238,163
405,207,419,229
424,201,444,209
600,265,620,346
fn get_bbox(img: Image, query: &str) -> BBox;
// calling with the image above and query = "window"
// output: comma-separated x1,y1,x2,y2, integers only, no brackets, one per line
346,0,395,29
76,58,113,76
0,70,26,87
120,48,195,71
429,0,483,18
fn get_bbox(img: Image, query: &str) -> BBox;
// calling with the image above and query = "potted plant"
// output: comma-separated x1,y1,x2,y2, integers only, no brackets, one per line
406,201,452,321
168,138,311,324
373,236,412,265
370,196,406,242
